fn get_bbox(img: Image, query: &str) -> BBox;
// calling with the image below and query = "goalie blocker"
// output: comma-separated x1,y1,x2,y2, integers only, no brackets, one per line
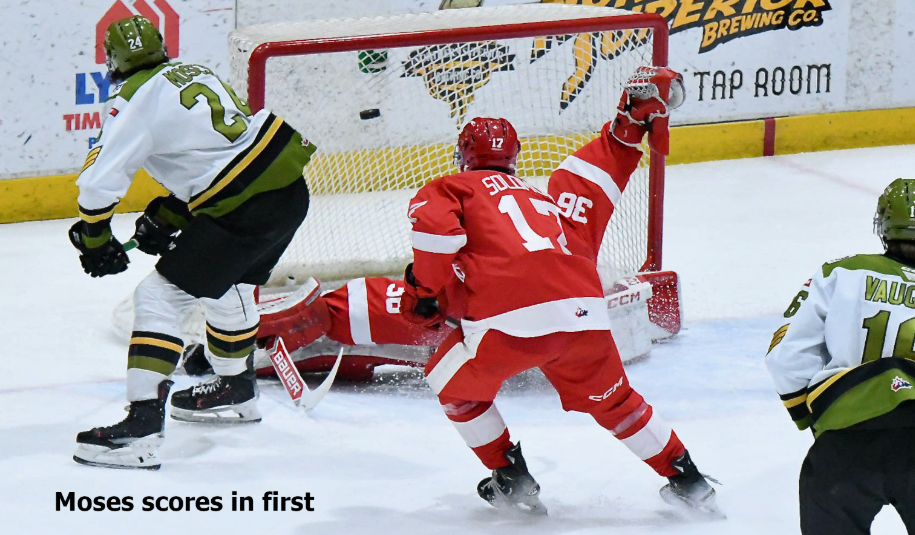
242,271,682,380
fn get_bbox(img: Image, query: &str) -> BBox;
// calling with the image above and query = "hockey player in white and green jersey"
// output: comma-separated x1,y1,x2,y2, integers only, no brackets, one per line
766,178,915,534
70,16,316,470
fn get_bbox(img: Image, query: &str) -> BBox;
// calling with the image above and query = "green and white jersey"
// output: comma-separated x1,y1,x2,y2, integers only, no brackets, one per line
766,254,915,436
75,62,315,221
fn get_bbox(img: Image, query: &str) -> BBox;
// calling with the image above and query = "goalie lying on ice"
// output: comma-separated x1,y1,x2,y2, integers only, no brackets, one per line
195,65,687,380
224,271,683,381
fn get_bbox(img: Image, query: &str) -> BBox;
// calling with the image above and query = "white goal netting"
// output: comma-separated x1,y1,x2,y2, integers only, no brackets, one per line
229,4,666,287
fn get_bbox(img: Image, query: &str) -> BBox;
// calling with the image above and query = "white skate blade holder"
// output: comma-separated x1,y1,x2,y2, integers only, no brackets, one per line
269,336,343,412
72,434,164,471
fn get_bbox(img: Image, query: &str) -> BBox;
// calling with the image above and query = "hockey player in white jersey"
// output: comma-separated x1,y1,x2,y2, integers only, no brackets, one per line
766,178,915,533
69,16,316,469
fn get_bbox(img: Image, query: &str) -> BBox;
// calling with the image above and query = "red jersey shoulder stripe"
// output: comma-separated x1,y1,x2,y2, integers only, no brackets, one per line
411,231,467,254
556,154,622,206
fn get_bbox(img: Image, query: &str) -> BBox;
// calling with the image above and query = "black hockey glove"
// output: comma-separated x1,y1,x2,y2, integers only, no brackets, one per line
69,221,129,278
402,263,447,327
131,195,191,256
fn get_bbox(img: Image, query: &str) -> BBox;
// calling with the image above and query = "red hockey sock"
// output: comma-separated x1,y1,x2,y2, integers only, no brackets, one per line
592,395,685,477
441,398,513,469
643,431,686,477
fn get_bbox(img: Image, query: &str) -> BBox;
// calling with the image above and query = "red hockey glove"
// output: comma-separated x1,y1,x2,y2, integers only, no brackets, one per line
402,263,449,327
611,66,685,156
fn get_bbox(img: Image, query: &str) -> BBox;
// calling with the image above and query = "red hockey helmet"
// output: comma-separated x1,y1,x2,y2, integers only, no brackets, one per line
454,117,521,173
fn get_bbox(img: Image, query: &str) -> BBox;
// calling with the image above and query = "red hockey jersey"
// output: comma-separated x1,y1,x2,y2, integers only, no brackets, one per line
408,170,610,338
323,276,456,348
548,120,644,263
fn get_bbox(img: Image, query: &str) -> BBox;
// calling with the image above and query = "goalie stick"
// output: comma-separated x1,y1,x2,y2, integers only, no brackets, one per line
122,238,342,410
269,336,344,412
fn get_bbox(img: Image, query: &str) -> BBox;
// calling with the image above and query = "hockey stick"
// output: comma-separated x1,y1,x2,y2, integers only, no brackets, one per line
269,336,343,412
299,346,344,412
122,238,342,410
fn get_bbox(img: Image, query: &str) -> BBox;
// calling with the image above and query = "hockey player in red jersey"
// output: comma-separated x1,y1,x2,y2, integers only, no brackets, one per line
246,67,685,373
400,107,717,515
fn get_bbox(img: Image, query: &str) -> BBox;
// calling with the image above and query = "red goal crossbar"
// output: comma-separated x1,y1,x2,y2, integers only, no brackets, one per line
244,13,669,272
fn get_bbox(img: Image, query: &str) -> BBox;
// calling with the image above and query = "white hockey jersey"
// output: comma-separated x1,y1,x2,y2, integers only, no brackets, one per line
766,254,915,435
76,62,311,219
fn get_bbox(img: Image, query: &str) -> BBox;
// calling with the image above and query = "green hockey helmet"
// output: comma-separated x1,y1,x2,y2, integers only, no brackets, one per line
875,178,915,243
104,16,168,82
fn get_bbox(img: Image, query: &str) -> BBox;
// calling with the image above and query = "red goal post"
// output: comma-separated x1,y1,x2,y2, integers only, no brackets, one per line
229,5,669,287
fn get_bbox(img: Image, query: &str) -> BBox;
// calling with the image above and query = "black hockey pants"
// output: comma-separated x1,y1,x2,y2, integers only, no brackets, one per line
800,427,915,534
157,178,309,299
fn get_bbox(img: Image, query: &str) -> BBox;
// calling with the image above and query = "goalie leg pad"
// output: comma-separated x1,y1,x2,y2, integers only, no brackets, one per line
637,271,683,339
605,270,682,346
605,276,654,363
256,278,330,352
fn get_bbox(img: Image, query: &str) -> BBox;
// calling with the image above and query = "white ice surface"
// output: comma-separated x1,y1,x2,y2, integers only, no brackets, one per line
2,146,913,534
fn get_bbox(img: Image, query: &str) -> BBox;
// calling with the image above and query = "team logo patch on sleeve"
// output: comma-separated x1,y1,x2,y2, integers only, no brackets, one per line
891,376,913,392
80,146,103,174
768,324,789,354
408,201,428,223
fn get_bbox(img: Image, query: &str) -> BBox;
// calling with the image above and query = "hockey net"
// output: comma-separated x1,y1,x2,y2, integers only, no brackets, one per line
229,4,668,288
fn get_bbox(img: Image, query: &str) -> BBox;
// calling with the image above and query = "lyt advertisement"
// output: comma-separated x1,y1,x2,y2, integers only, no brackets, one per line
1,0,233,179
4,0,915,180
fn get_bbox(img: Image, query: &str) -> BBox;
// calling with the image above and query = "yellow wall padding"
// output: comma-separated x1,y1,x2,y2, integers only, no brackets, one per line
668,120,766,165
3,107,915,225
774,107,915,156
0,171,168,224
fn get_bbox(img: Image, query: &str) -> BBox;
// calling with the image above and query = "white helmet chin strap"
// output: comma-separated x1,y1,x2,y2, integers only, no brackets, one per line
453,146,464,171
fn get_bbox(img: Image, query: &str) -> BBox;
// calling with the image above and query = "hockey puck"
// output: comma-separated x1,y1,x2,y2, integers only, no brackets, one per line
360,108,381,120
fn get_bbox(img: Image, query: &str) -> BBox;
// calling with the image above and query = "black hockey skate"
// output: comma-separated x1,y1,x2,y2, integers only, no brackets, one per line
659,451,723,517
477,443,548,515
170,360,261,424
180,343,213,376
73,380,173,470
